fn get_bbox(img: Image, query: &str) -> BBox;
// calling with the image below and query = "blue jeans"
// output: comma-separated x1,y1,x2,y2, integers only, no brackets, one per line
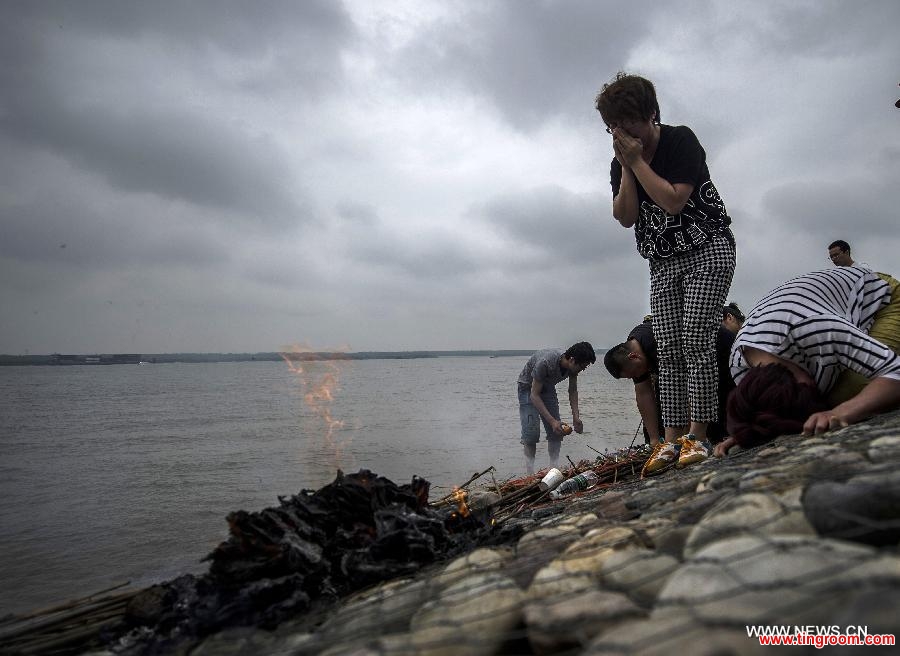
518,384,561,445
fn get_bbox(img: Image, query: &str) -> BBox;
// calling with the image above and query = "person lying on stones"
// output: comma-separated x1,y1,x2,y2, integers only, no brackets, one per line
716,266,900,456
604,316,735,471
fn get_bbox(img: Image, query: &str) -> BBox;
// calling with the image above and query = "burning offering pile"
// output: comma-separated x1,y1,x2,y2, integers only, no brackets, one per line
114,469,507,654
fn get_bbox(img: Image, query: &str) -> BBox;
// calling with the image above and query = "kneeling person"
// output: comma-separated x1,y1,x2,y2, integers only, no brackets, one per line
518,342,596,475
604,318,736,472
720,267,900,455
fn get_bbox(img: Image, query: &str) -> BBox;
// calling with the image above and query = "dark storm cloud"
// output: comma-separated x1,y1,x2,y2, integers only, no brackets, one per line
60,0,355,100
1,99,307,225
335,200,522,281
761,178,900,239
737,0,900,57
0,103,286,233
478,185,630,262
0,0,355,225
346,223,484,280
0,177,232,274
2,1,898,354
395,0,655,131
3,0,353,63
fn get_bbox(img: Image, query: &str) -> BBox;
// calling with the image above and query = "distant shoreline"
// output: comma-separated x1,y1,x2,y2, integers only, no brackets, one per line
0,350,540,366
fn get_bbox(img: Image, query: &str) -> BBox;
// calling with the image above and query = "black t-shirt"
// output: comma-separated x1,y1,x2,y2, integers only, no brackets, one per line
716,325,736,396
610,124,731,262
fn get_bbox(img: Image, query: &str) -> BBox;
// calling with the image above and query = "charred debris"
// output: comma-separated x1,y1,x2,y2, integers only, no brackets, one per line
112,469,518,654
1,448,651,655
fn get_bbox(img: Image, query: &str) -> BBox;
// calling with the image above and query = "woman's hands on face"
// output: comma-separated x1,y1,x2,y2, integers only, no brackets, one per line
612,128,643,168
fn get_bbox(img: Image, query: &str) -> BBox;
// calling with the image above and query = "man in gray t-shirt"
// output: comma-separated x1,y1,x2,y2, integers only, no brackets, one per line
517,342,596,474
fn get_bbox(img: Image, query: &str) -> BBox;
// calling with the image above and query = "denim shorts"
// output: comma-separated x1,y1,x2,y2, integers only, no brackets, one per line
518,384,561,445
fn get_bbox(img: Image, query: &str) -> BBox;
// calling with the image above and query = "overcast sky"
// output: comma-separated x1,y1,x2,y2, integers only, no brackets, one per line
1,0,898,355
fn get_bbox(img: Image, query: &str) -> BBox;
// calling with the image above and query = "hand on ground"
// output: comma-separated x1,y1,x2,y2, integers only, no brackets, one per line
713,436,736,458
803,411,848,435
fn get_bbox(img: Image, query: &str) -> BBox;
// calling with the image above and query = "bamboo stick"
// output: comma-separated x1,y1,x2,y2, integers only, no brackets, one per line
494,488,552,525
431,465,496,506
0,581,131,626
15,617,121,655
0,594,132,643
489,469,503,501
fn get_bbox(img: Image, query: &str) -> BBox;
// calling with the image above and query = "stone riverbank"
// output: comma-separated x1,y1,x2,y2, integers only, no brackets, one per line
110,410,900,655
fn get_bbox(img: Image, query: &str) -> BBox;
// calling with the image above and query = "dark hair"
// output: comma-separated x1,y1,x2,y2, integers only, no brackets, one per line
603,343,630,378
595,72,661,128
723,301,745,323
726,364,830,448
565,341,596,366
828,239,851,253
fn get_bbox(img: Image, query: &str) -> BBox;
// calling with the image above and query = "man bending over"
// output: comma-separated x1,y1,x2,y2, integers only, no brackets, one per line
517,342,596,474
604,317,735,472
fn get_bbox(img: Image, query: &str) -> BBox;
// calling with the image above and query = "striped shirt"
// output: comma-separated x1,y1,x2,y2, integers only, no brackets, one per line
730,267,899,392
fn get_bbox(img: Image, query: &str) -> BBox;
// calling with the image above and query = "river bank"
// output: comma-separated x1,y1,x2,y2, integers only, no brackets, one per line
191,409,900,655
4,410,899,655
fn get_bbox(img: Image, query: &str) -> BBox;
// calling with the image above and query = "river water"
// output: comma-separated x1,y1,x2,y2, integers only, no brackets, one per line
0,357,639,615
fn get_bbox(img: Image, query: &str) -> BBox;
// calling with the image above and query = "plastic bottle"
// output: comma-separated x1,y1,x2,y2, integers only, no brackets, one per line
549,470,600,498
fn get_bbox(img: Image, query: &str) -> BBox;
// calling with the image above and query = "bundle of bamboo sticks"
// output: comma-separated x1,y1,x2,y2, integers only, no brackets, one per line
429,445,651,525
0,582,136,655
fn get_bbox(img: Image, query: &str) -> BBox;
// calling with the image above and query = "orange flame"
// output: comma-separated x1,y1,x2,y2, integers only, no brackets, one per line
280,344,350,466
451,486,470,518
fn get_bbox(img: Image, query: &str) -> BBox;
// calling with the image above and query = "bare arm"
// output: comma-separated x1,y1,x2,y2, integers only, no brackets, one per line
568,375,583,433
613,128,694,216
634,379,660,442
629,159,694,216
531,379,564,436
804,377,900,434
612,163,639,228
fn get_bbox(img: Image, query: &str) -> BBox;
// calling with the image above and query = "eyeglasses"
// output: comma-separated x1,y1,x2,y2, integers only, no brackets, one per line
605,119,638,134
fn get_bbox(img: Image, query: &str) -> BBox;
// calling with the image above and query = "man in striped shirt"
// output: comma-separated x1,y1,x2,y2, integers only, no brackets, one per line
718,267,900,454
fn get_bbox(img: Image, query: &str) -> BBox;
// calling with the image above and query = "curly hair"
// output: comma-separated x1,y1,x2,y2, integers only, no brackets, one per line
726,364,830,448
594,72,661,127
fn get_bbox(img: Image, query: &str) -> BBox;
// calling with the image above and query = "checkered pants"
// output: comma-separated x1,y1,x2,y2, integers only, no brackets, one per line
649,233,735,427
